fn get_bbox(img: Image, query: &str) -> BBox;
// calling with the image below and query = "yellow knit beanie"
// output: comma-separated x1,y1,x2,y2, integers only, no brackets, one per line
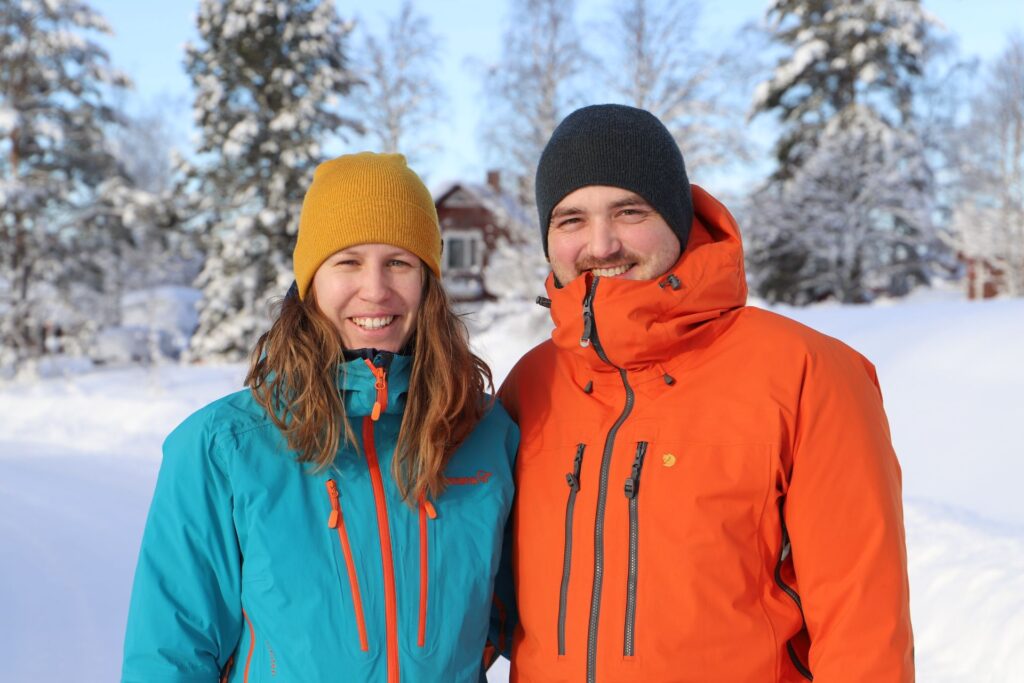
293,152,441,299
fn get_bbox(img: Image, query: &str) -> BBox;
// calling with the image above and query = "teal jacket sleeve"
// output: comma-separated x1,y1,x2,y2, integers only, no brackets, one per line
122,411,243,683
482,404,519,679
487,513,517,656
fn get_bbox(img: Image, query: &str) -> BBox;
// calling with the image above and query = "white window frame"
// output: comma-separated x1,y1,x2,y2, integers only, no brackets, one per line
443,229,485,274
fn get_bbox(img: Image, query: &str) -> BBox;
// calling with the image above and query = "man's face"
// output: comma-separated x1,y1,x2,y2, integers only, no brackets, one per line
547,185,681,284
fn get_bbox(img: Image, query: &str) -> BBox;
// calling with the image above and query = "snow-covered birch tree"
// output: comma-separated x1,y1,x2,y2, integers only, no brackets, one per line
949,34,1024,298
185,0,360,361
354,1,443,163
0,0,130,372
477,0,590,302
600,0,750,174
481,0,589,211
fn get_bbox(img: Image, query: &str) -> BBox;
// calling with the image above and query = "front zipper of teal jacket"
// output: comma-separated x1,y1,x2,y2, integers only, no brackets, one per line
362,356,401,683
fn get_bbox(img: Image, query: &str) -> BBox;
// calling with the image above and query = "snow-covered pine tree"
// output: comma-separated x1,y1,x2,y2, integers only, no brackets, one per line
747,0,940,303
747,106,934,304
0,0,130,373
752,0,934,178
184,0,360,361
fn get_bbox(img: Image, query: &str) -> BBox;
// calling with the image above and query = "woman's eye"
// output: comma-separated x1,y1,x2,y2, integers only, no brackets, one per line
388,259,412,267
335,259,359,267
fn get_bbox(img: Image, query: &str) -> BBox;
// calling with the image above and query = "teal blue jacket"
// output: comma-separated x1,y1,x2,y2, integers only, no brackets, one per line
122,354,518,682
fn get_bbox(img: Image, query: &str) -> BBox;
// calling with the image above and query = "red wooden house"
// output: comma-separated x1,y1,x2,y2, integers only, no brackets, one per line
433,171,533,302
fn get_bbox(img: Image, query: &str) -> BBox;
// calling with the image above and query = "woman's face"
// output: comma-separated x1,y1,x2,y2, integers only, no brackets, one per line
311,244,424,353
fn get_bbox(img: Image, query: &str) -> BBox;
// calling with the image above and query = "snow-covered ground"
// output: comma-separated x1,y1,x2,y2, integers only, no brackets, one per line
2,292,1022,681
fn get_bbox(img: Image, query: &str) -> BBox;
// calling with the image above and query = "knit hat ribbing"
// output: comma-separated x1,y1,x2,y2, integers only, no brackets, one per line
293,152,441,299
535,104,693,256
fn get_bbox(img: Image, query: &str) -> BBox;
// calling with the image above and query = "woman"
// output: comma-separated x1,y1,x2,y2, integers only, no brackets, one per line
122,153,517,682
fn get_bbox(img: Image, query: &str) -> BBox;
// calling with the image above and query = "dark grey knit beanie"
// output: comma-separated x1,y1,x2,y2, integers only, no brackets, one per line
535,104,693,256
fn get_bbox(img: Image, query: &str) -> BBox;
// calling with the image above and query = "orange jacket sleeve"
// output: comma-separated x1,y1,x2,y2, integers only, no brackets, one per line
785,341,914,681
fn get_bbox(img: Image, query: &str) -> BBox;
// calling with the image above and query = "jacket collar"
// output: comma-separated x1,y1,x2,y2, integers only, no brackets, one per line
546,185,747,373
338,352,412,418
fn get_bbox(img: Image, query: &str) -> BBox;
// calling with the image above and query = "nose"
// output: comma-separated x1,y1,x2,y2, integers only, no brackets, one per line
359,264,392,303
587,217,622,260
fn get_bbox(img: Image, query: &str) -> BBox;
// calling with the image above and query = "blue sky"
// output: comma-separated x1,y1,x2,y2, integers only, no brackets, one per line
90,0,1022,191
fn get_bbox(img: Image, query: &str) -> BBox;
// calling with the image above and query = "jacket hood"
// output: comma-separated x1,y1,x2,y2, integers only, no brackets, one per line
547,185,747,371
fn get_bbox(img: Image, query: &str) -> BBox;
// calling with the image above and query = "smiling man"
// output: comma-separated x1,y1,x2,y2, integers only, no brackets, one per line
497,104,914,682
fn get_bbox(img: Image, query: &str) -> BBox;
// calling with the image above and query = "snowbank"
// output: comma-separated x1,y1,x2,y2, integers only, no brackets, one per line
1,294,1022,681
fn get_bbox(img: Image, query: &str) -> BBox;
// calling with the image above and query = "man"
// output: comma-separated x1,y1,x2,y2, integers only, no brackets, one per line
497,104,913,682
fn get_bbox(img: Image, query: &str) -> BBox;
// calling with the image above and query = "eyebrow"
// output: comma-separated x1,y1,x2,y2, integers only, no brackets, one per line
609,193,650,209
550,193,651,220
551,205,583,219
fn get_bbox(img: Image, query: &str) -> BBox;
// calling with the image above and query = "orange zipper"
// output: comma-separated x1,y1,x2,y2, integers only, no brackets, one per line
242,608,255,683
418,497,437,647
364,358,388,421
326,479,369,651
363,415,400,683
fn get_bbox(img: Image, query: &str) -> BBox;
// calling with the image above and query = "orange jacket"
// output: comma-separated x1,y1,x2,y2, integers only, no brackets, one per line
498,186,913,682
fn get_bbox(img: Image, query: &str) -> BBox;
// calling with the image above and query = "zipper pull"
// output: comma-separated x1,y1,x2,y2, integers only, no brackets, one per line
326,479,341,528
423,498,437,520
624,442,648,499
365,359,388,421
566,443,585,490
659,274,681,290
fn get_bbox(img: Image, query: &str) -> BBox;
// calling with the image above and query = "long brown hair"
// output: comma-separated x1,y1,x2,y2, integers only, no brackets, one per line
245,270,493,503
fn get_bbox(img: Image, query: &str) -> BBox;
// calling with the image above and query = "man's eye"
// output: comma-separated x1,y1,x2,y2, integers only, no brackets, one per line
554,217,580,229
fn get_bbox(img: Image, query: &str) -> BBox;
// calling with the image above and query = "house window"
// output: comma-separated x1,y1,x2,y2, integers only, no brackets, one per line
443,230,484,272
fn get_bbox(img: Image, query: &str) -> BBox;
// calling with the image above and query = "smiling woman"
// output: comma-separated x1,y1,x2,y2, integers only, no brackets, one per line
122,152,518,683
312,244,425,353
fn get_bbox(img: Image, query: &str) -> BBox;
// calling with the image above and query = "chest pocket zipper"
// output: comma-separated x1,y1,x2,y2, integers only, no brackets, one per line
326,479,369,651
418,497,437,648
558,443,586,656
624,441,648,657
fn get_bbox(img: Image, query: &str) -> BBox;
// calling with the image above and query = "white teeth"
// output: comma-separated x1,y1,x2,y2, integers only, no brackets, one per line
592,264,631,277
351,316,395,330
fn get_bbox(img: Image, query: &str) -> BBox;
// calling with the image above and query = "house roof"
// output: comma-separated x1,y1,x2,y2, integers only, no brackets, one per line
434,181,534,236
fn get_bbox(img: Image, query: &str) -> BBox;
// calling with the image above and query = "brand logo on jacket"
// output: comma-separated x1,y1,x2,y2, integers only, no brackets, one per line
446,470,493,485
266,640,277,676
